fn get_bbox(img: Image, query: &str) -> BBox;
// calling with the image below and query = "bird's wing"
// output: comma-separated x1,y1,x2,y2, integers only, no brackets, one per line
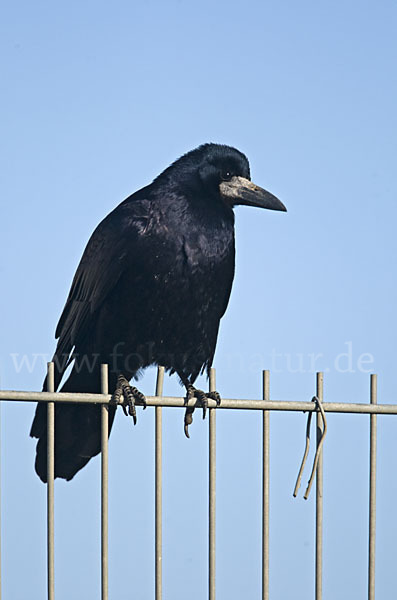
50,195,150,388
204,249,235,375
219,249,235,319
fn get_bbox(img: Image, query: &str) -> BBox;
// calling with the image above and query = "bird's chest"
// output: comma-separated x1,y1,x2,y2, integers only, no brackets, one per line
111,209,235,354
145,222,233,294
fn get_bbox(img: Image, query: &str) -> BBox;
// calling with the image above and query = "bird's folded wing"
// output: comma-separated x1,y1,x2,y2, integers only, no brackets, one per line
51,196,150,388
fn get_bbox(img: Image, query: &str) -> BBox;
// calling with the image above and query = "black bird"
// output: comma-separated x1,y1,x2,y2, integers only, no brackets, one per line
30,143,286,482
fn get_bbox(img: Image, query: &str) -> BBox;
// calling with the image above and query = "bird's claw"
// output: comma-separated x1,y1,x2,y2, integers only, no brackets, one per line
209,391,221,406
184,409,194,438
111,374,146,425
184,386,221,438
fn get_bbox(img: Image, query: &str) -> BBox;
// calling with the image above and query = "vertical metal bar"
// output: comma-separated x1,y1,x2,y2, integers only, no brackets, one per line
262,370,270,600
101,364,109,600
155,366,164,600
368,374,377,600
47,362,55,600
0,379,2,600
315,372,324,600
209,368,216,600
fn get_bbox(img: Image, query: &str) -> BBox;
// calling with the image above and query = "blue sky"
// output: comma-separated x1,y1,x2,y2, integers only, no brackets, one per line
1,1,397,598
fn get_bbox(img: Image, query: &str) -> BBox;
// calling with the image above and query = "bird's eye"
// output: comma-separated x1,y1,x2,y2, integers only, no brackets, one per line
221,171,233,181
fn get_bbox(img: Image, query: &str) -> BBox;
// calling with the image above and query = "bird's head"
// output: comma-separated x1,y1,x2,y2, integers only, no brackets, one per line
173,143,287,213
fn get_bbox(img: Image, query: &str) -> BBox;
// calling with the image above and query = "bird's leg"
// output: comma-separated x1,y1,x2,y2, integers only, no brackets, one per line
183,382,221,438
111,374,146,425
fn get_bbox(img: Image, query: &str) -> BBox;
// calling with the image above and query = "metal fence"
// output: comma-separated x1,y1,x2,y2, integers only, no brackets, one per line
0,363,393,600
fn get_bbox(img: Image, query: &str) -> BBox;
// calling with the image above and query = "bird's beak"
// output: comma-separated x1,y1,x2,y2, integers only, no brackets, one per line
220,176,287,212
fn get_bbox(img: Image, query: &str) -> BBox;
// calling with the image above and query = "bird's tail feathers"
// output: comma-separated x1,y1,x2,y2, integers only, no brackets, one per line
31,367,116,482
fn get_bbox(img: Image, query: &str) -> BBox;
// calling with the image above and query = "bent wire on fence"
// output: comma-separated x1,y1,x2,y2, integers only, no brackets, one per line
293,394,328,500
0,366,387,600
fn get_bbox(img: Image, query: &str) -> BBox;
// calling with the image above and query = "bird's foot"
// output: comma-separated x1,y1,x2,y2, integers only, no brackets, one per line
111,374,146,425
184,385,221,438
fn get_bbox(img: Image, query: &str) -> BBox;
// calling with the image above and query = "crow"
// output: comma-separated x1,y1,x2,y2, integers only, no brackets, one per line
30,143,286,482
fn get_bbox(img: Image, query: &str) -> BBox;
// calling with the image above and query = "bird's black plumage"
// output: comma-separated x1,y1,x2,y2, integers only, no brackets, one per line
30,143,286,481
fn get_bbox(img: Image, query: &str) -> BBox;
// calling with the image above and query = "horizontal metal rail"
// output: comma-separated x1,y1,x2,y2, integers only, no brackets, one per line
1,390,396,415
